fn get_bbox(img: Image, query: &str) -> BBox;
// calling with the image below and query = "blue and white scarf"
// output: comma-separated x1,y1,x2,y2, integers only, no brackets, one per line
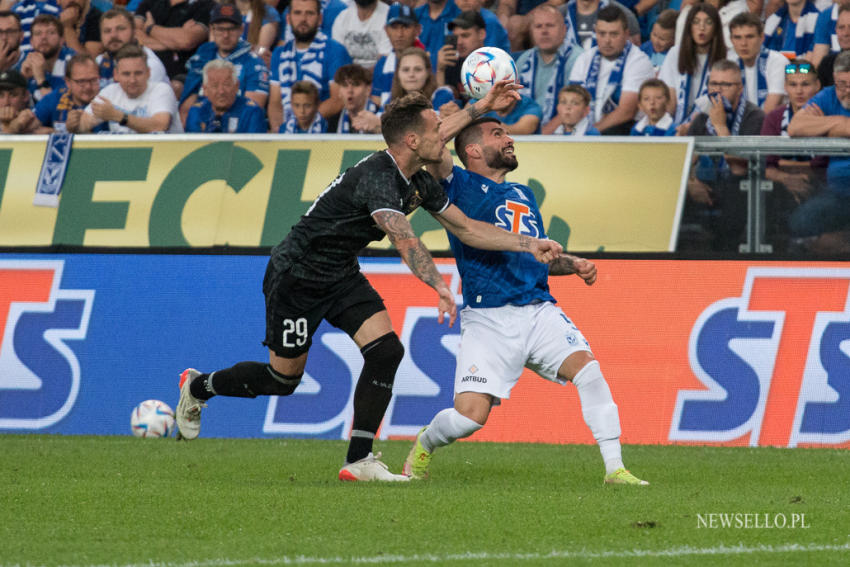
737,46,770,107
281,112,327,133
565,0,609,49
631,113,674,136
763,1,819,56
555,115,592,135
337,99,381,133
583,41,631,122
704,95,748,137
828,4,841,53
780,104,792,137
674,50,711,125
518,41,576,122
276,31,329,122
33,132,73,208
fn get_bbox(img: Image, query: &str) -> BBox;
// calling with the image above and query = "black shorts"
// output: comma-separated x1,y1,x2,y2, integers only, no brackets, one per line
262,261,386,358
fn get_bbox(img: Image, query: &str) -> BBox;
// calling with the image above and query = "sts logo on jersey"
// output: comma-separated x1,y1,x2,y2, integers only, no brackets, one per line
0,260,94,430
670,268,850,447
495,198,540,237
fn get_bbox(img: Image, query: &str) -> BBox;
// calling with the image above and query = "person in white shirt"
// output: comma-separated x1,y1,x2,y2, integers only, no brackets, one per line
568,5,654,134
74,43,182,133
331,0,391,69
96,8,168,89
727,12,787,113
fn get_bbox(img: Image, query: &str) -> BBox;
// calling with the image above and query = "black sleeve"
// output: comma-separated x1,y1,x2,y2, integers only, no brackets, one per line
362,169,405,214
686,114,709,136
415,172,450,213
192,0,215,26
82,7,102,43
135,0,153,18
740,105,765,135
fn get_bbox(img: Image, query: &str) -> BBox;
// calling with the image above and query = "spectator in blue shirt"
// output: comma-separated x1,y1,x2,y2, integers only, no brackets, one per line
640,8,675,74
17,13,72,102
788,49,850,254
11,0,61,54
268,0,351,132
278,0,347,45
416,0,462,72
811,1,847,69
456,0,511,54
630,78,676,135
33,51,105,131
180,2,269,123
185,58,266,133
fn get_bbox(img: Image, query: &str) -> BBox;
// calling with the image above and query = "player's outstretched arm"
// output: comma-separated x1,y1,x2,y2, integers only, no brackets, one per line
438,79,522,143
434,204,562,263
373,210,457,326
550,254,597,286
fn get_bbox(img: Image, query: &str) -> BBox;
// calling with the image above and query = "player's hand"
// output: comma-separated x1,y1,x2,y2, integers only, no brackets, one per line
531,238,563,263
479,78,522,113
435,284,457,327
571,256,597,286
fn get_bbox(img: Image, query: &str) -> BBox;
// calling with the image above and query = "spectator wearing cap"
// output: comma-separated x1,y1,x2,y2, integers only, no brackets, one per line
185,58,265,133
17,13,73,101
11,0,61,55
33,51,105,131
456,0,510,54
97,8,168,89
133,0,215,78
0,68,39,132
179,2,268,124
0,11,26,72
416,0,462,73
268,0,351,132
436,9,486,116
372,2,421,106
331,0,391,69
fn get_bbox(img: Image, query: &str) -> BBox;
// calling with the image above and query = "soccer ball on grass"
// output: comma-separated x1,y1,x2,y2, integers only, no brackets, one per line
461,47,518,100
130,399,175,438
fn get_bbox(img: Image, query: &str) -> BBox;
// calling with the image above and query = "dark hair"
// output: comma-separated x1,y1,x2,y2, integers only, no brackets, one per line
655,8,678,30
454,117,501,167
32,13,62,36
114,43,147,65
391,47,436,101
678,3,725,75
0,11,22,26
292,79,320,103
596,5,628,30
381,92,433,146
558,84,591,106
728,12,763,35
638,78,670,101
334,63,371,86
100,8,135,29
65,53,98,79
291,0,322,13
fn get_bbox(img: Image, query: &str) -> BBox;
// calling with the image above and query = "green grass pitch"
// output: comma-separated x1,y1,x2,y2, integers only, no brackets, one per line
1,435,848,566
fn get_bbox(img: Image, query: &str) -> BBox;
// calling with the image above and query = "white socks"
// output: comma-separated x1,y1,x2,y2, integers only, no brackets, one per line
572,360,624,475
420,408,483,453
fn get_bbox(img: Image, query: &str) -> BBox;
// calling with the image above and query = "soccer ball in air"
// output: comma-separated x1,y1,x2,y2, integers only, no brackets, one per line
461,47,518,100
130,399,175,438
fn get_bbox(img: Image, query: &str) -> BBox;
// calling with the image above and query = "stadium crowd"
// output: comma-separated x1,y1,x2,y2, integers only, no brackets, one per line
0,0,848,251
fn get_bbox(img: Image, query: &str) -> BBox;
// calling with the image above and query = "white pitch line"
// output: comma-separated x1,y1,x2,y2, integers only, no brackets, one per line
7,542,849,567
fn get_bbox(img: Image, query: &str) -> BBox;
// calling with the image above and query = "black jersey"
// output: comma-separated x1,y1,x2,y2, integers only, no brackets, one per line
271,150,450,282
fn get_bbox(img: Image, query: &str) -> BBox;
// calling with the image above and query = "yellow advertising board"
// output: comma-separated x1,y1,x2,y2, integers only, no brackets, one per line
0,135,692,251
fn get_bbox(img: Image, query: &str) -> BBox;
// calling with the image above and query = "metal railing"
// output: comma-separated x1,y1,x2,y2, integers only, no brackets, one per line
691,137,850,254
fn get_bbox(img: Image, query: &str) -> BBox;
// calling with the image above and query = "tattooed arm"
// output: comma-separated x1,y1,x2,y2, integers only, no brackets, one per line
373,210,457,326
433,204,563,263
550,254,597,286
438,79,522,143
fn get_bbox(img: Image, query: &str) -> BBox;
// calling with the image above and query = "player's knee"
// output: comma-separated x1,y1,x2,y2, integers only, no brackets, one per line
361,332,404,371
264,364,302,396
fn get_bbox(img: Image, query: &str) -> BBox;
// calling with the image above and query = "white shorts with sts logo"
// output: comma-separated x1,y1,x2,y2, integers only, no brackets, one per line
454,301,592,401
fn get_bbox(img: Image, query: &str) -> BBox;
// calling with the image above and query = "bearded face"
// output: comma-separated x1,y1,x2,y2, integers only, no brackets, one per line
482,142,518,171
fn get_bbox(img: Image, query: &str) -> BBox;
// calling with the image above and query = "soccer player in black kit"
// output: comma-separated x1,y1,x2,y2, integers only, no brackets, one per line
175,83,563,481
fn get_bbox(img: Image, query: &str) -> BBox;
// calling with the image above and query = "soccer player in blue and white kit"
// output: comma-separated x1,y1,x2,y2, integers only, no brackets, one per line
403,117,649,485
